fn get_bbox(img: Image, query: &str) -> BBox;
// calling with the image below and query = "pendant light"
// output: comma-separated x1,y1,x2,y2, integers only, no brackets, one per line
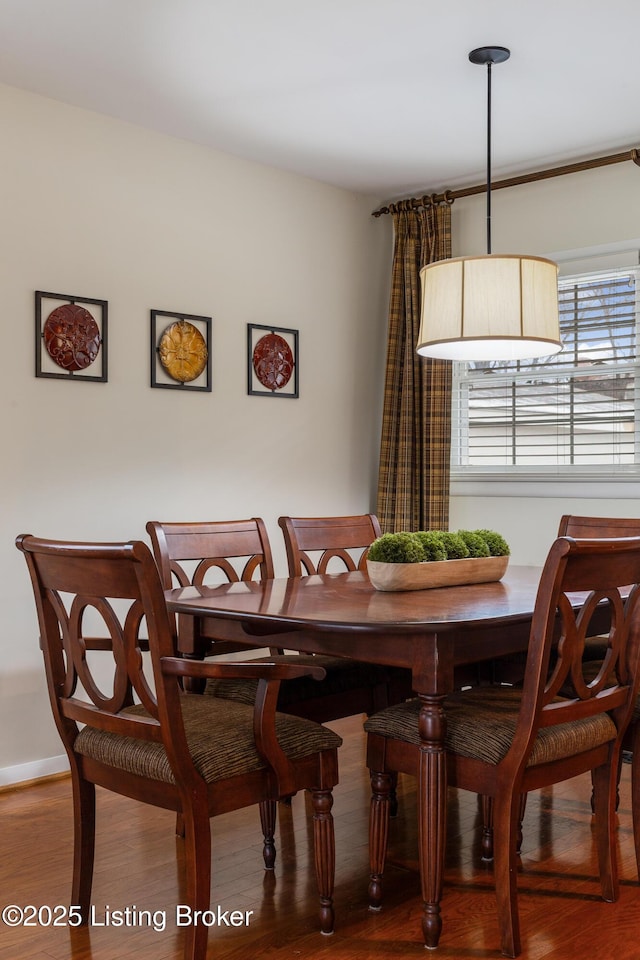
416,46,562,362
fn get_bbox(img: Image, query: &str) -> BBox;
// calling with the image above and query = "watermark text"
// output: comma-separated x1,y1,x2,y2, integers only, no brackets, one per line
1,904,254,932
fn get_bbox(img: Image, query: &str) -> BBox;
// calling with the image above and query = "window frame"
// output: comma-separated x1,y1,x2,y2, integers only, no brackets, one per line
450,262,640,492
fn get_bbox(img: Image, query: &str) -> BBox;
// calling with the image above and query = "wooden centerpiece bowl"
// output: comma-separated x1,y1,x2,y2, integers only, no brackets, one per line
366,529,510,592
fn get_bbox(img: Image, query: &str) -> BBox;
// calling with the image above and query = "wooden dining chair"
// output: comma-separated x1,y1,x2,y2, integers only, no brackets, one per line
558,516,640,669
559,514,640,538
364,534,640,957
559,515,640,874
278,514,414,716
558,514,640,662
16,533,341,960
147,518,280,682
481,513,640,862
147,517,410,721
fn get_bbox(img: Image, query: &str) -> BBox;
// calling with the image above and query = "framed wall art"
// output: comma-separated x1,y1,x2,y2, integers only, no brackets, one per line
35,291,108,382
151,310,212,392
248,324,298,398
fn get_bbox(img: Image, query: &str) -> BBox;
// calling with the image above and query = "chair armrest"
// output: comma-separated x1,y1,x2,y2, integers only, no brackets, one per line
160,658,326,683
160,657,326,796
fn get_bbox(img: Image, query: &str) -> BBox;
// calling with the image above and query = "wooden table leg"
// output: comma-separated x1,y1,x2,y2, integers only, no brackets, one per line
418,693,447,949
179,613,207,693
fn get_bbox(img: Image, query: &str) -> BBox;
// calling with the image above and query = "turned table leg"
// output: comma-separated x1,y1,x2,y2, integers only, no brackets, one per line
418,693,447,949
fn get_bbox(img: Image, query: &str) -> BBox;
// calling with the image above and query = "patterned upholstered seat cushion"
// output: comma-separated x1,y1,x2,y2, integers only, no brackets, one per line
364,687,616,767
76,694,342,785
206,654,409,706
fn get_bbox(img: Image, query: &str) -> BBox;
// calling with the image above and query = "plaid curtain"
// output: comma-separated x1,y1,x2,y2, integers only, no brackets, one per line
376,201,452,532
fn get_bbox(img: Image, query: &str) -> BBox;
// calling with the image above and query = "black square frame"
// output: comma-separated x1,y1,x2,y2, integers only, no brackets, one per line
35,291,108,382
248,323,299,398
151,310,212,392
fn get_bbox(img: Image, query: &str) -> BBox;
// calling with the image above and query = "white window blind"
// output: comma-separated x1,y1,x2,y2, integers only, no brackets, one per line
451,266,640,476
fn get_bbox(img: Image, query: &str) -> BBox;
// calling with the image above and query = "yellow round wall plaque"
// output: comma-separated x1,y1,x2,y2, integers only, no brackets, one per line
159,320,208,383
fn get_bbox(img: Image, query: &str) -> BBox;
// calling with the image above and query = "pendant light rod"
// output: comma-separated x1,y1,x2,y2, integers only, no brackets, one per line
469,46,510,256
486,59,493,253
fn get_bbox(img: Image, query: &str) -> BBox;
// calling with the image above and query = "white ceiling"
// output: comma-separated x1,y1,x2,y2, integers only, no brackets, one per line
0,0,638,200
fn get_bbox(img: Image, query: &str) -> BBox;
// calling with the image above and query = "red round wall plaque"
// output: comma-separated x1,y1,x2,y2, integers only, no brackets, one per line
252,333,294,390
43,304,101,372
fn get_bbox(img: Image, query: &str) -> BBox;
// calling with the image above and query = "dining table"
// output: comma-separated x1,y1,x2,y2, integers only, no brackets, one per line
165,564,546,949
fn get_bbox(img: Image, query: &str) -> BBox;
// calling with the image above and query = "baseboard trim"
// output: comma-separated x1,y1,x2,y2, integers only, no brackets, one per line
0,755,69,790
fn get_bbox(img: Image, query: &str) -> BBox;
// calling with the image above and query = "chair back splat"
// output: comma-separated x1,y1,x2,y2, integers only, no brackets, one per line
16,533,341,959
364,534,640,957
520,536,640,756
148,517,275,589
278,513,381,576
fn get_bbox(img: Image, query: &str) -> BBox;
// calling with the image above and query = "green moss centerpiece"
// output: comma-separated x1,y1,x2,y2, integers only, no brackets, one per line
366,529,510,591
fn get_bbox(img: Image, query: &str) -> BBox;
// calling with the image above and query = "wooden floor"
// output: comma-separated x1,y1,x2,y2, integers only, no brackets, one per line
2,715,639,960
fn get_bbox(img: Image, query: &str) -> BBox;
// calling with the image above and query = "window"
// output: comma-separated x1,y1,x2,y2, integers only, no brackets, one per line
451,265,639,478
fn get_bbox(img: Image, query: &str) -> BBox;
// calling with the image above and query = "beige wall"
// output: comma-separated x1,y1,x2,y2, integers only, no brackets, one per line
7,80,637,783
0,83,391,783
449,160,640,563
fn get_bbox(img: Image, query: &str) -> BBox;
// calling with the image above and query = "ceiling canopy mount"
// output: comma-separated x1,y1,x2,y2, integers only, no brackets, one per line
468,46,510,66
